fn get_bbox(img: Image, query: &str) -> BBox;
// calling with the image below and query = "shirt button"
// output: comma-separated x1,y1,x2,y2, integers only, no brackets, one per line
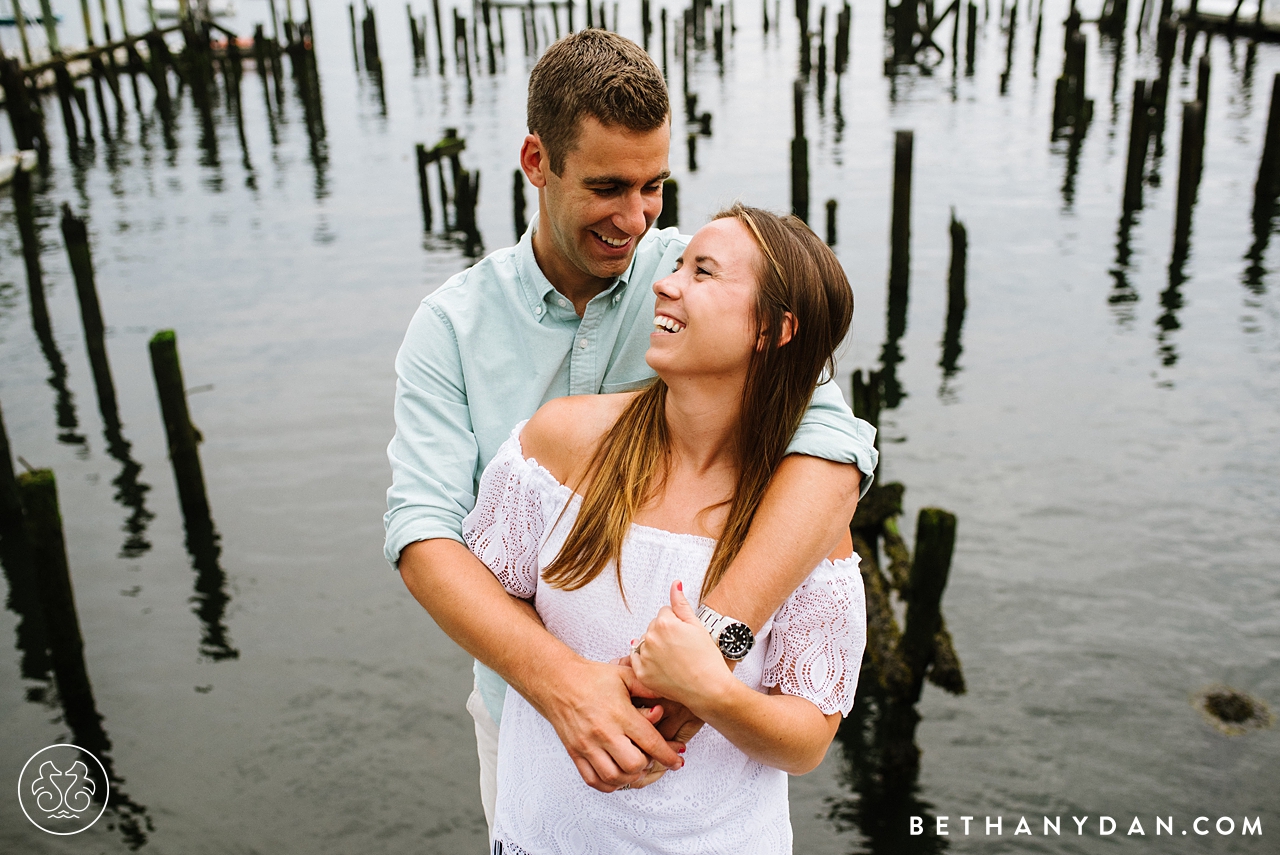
613,294,621,304
578,340,588,349
559,298,568,307
535,306,543,315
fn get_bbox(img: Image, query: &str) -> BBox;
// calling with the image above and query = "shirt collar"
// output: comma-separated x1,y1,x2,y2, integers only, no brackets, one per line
516,212,639,318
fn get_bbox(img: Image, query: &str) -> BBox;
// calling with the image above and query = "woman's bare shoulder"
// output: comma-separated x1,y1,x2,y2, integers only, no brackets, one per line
521,393,639,486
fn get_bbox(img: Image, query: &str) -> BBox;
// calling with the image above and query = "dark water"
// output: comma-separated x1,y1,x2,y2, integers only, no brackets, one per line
1,0,1278,852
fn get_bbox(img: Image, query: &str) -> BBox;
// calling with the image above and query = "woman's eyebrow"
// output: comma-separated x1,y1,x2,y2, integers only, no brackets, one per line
694,254,720,269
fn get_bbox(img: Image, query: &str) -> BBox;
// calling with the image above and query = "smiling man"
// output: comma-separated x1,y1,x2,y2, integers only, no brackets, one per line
384,29,878,837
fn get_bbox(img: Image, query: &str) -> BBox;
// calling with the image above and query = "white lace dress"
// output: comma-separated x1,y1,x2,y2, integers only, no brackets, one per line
462,424,867,855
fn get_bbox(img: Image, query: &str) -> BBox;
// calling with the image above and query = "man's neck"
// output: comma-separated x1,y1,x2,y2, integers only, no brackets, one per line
531,225,614,317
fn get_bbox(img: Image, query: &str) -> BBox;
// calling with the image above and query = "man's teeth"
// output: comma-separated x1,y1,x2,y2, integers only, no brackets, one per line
597,233,628,248
654,315,686,333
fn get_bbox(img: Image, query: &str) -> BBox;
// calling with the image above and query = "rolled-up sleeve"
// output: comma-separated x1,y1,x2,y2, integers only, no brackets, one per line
384,300,479,565
785,379,879,497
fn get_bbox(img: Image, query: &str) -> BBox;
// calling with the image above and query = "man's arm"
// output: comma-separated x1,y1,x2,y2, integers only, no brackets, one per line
398,540,681,790
386,301,679,790
700,454,861,629
702,378,875,629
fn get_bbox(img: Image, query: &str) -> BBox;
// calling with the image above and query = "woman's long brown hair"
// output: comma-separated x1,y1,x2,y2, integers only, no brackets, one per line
541,204,854,602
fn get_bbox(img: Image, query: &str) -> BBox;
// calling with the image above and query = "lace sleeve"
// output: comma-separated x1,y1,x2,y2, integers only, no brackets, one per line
462,430,561,598
760,557,867,716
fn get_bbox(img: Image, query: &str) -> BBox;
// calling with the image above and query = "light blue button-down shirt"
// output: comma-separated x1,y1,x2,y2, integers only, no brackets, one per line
385,216,878,723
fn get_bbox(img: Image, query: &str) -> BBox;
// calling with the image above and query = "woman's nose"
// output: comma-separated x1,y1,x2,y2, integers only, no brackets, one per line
653,271,681,299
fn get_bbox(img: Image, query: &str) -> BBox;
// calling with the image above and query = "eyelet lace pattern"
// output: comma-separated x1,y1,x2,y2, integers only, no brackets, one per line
463,424,867,854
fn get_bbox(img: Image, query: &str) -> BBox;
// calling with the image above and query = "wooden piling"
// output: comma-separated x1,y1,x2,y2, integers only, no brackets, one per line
482,0,496,74
850,370,881,458
432,0,445,73
415,144,433,231
825,198,837,246
834,2,850,74
362,2,382,70
948,209,967,318
513,169,527,239
687,132,698,171
791,80,810,223
0,401,21,532
1123,79,1151,212
10,169,52,338
18,469,103,738
1254,74,1280,210
889,129,913,295
1,57,43,152
61,205,121,430
1172,99,1204,260
149,330,211,524
899,508,958,704
658,177,679,229
349,3,361,67
965,1,976,75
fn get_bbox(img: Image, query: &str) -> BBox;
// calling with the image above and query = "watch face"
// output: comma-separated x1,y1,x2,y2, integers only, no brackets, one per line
718,622,755,661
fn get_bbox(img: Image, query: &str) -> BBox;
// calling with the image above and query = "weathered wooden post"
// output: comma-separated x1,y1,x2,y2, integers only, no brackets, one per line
965,1,976,75
825,198,838,246
362,1,382,70
0,401,22,533
791,79,810,223
12,169,52,341
1171,99,1205,261
941,210,967,378
1254,74,1280,214
149,331,211,524
658,178,679,229
999,0,1016,94
432,0,445,73
0,57,42,152
416,143,433,231
482,0,496,74
513,169,527,239
1123,79,1151,213
18,469,105,739
834,1,851,74
350,3,363,67
889,129,913,298
61,206,121,432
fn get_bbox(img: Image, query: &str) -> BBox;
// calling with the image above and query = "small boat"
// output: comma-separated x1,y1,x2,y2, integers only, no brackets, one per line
147,0,237,20
0,150,39,186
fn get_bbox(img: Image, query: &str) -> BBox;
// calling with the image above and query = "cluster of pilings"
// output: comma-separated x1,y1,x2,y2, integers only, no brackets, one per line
0,3,324,171
788,1,854,231
843,371,965,784
415,127,484,251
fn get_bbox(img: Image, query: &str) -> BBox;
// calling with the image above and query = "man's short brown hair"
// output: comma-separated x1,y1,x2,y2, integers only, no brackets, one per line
527,30,670,174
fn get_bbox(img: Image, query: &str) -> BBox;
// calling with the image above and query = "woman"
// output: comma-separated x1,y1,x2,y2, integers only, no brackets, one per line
463,204,867,853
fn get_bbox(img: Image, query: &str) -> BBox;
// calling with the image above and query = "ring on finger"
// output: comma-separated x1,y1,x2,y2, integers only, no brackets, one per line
630,636,645,654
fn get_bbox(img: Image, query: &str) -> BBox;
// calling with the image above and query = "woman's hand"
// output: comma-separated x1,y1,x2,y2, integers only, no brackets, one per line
630,581,733,711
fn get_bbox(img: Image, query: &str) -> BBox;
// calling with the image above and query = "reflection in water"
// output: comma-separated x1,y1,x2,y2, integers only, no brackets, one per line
938,214,967,401
1109,211,1140,326
5,472,151,847
828,690,948,855
1057,134,1083,210
184,500,239,662
1156,260,1186,370
11,171,88,450
881,274,909,411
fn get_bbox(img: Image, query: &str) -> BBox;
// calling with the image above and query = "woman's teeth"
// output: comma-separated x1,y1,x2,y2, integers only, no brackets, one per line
654,315,685,333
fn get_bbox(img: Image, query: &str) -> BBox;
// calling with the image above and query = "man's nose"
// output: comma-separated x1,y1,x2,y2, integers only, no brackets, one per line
613,191,649,237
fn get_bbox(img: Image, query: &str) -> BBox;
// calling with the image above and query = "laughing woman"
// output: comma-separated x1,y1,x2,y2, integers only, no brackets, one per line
463,204,867,854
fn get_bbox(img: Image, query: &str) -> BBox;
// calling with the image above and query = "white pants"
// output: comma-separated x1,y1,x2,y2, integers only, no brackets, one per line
466,682,500,843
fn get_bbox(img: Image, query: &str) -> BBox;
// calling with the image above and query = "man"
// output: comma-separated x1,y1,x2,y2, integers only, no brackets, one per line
384,30,877,831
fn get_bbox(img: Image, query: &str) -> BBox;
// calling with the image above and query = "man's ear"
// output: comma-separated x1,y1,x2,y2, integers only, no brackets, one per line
521,134,550,189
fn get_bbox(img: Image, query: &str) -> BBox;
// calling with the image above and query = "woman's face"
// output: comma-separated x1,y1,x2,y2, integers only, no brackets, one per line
646,218,761,382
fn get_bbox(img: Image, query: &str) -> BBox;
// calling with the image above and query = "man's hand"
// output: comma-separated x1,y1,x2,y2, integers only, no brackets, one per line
540,658,684,792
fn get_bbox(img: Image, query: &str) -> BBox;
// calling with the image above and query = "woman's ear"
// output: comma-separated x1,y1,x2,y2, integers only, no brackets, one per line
756,313,798,350
777,312,797,347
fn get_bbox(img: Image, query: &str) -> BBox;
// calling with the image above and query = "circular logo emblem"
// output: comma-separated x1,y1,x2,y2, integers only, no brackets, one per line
17,744,109,835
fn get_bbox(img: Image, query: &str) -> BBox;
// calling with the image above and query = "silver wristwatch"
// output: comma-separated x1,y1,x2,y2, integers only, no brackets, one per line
695,604,755,661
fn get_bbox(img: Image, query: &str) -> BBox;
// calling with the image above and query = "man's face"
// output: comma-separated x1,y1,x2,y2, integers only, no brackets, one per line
525,116,671,293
